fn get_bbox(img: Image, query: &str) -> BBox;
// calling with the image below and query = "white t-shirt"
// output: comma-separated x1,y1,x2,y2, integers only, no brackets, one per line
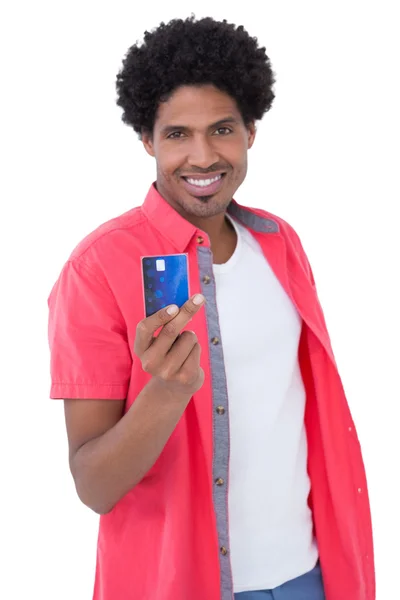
213,214,319,593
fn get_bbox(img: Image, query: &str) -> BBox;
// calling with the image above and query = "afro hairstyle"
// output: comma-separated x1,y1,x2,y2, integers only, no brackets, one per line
116,15,276,139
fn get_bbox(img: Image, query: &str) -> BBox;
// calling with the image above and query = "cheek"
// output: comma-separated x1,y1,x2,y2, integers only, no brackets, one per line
226,140,248,165
229,150,248,177
157,148,183,180
157,161,175,182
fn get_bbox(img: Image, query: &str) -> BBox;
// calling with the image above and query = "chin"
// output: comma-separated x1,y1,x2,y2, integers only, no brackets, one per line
195,195,213,203
186,197,229,218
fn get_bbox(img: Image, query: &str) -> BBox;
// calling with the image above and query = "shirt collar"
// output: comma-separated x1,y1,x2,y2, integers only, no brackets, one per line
141,182,279,252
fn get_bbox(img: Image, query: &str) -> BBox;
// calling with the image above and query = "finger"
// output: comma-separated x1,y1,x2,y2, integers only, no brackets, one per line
134,303,180,357
156,331,198,379
155,294,205,355
177,343,203,387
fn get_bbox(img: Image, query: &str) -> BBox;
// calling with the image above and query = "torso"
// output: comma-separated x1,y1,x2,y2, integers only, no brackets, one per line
212,215,318,592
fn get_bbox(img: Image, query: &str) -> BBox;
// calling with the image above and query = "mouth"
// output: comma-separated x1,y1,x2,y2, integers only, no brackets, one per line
180,173,226,197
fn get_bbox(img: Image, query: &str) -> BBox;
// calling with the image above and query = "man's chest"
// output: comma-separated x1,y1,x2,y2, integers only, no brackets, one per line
213,250,303,366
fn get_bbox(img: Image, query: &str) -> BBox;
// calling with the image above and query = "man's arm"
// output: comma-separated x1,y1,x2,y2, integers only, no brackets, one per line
64,294,205,515
65,379,191,515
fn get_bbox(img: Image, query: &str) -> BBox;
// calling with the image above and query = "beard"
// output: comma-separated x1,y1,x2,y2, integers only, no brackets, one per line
195,195,213,203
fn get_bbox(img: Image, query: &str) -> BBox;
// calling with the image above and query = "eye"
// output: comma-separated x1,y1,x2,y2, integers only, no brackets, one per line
214,127,232,135
167,131,184,140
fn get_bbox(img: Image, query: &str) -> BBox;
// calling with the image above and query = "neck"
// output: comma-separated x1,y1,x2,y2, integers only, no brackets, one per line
154,183,237,263
188,212,237,264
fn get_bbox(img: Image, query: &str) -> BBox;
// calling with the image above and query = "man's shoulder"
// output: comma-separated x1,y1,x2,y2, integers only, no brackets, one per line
67,205,146,264
245,204,312,276
246,205,302,243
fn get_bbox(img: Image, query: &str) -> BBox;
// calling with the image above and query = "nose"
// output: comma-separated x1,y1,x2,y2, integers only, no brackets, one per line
187,135,219,169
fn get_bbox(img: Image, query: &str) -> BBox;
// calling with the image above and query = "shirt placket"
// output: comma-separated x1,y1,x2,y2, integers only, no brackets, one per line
197,241,234,600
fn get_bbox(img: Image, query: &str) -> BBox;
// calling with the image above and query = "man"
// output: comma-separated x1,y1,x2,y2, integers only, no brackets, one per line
47,16,375,600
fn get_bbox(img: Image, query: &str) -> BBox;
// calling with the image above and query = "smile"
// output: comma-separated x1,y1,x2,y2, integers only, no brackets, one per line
184,174,222,187
181,173,226,197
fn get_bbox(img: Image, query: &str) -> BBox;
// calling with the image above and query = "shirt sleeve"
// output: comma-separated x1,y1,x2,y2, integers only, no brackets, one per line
47,257,132,399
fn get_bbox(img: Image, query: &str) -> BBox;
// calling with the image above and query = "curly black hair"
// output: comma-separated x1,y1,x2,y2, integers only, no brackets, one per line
116,15,276,139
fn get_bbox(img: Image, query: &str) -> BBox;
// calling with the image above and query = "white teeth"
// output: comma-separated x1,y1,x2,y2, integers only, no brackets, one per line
186,175,222,187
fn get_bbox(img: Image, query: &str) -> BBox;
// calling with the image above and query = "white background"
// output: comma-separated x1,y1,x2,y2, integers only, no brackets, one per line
1,1,399,598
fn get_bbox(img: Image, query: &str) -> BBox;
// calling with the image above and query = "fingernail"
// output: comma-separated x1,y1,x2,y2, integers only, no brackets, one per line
166,305,179,315
193,294,205,305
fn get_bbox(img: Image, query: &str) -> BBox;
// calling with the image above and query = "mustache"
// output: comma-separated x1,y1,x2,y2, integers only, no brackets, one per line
177,166,230,176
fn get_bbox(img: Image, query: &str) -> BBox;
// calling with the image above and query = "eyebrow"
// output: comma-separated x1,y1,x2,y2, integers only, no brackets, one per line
160,117,240,136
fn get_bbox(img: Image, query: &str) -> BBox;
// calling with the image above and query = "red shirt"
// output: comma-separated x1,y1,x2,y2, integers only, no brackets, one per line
48,183,375,600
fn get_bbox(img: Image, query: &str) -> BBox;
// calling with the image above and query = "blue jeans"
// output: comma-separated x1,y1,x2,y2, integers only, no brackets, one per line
234,561,325,600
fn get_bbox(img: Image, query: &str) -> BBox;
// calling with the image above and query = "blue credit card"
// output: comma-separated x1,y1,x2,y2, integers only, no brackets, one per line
141,254,189,317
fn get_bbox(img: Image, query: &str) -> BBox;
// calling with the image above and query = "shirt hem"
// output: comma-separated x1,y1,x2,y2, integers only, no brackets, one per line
233,557,319,593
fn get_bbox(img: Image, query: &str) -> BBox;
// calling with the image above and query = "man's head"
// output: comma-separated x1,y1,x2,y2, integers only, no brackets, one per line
116,16,276,220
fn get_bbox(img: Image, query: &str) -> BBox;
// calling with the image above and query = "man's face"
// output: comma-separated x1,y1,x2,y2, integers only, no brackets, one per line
142,84,256,220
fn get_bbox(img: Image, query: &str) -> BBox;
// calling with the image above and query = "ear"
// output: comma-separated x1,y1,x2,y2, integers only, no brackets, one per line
247,121,257,149
142,129,156,157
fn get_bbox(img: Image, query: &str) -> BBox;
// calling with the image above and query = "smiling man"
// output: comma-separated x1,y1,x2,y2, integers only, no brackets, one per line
47,16,375,600
142,83,254,265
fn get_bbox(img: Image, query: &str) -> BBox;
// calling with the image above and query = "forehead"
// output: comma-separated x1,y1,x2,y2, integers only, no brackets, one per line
155,84,242,129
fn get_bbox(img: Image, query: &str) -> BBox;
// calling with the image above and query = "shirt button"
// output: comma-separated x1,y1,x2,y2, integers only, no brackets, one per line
211,337,220,345
358,488,362,494
216,406,225,415
348,426,353,432
197,236,204,244
203,275,211,284
220,546,228,556
215,478,224,486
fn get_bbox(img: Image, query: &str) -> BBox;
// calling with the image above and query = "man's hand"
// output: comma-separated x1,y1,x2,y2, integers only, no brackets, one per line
134,294,206,396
